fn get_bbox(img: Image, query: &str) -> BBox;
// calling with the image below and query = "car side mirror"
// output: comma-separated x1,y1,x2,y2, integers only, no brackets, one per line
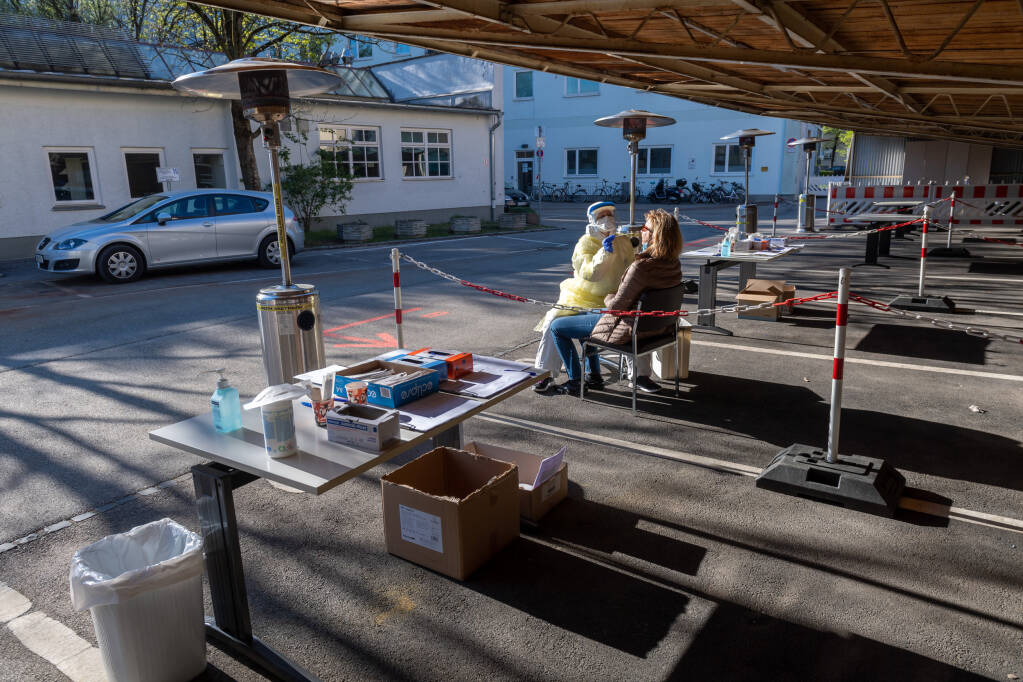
156,212,171,225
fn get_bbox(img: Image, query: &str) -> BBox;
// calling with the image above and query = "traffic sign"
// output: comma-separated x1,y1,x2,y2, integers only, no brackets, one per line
537,149,543,158
536,136,546,149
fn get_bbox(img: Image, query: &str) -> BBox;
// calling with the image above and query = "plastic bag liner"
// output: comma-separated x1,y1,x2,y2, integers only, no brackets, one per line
70,518,203,612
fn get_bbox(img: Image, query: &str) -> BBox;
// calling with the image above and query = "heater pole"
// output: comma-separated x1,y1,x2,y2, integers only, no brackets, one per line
629,140,638,228
264,121,293,288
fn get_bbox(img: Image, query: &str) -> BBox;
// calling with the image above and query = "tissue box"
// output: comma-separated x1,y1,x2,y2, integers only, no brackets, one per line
381,447,519,580
335,360,440,408
736,278,796,321
463,442,567,522
410,349,474,379
325,404,400,451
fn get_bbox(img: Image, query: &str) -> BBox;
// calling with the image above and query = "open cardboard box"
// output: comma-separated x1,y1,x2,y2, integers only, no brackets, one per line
736,278,796,321
463,441,567,522
380,447,519,580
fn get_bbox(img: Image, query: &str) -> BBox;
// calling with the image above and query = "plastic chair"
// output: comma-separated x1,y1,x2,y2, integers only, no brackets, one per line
582,283,684,415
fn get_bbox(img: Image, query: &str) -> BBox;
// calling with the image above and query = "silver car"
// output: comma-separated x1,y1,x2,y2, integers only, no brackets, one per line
34,189,304,283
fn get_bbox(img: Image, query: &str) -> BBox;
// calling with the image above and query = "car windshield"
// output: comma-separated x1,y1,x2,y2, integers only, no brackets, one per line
98,195,168,222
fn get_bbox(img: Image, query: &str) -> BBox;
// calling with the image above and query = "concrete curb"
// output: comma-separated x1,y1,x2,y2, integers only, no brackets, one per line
303,225,564,252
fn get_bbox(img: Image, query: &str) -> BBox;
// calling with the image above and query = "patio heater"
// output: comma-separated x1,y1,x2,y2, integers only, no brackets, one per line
721,128,774,234
173,58,342,386
594,109,676,229
789,135,830,233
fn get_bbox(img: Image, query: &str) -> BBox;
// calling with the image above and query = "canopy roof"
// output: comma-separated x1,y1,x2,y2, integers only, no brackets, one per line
191,0,1023,147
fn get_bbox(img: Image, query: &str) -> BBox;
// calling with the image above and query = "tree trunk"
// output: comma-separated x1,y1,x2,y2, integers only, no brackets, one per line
231,101,261,190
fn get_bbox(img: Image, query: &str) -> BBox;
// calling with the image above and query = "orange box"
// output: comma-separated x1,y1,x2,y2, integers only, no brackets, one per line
411,349,474,379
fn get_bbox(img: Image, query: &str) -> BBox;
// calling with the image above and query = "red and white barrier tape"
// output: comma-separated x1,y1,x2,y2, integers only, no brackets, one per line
677,214,924,240
399,252,1023,345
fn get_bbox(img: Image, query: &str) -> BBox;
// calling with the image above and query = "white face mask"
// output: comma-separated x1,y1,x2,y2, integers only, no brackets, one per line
587,214,616,238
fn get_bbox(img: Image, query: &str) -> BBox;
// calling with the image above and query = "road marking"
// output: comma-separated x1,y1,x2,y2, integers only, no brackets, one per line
478,414,1023,534
40,281,92,298
421,311,449,318
7,611,106,681
975,309,1023,317
926,275,1021,284
495,235,569,246
324,308,422,333
0,583,32,623
690,339,1023,382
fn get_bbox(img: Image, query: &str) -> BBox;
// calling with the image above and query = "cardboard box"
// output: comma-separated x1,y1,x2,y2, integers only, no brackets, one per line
463,442,568,522
325,404,400,451
334,360,440,408
381,447,520,580
410,349,474,379
388,354,449,374
736,279,796,321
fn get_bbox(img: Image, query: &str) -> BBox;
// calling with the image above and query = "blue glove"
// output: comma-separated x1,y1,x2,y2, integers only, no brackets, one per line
602,235,615,253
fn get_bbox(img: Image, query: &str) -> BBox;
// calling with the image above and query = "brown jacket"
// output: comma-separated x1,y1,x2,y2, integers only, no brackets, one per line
590,252,682,345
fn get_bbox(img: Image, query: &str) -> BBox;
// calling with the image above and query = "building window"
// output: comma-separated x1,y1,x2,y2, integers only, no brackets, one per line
638,147,672,175
46,147,99,204
401,128,451,178
514,71,533,99
713,143,745,173
123,149,164,197
565,77,599,97
565,148,598,176
318,125,382,179
193,151,227,188
356,39,373,59
394,43,410,55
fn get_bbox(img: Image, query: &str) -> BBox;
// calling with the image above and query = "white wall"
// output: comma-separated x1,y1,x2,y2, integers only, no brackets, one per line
265,100,500,222
502,69,793,198
0,81,238,250
902,139,991,185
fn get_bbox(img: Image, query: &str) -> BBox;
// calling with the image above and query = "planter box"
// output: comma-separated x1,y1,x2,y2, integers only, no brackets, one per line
395,219,428,238
498,213,526,229
339,221,373,242
450,216,481,234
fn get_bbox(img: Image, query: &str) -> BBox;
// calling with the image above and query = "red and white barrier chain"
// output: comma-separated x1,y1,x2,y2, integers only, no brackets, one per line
676,214,924,240
398,252,1023,345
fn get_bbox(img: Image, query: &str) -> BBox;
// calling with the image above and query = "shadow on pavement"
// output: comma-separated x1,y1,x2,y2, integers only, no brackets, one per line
854,324,989,364
470,536,691,657
666,600,987,682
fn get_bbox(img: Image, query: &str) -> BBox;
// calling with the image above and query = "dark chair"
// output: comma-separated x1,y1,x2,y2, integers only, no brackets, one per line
581,283,684,414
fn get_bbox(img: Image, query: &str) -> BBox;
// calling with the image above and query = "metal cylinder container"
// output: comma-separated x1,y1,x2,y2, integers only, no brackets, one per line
797,193,816,233
736,203,758,234
256,284,325,386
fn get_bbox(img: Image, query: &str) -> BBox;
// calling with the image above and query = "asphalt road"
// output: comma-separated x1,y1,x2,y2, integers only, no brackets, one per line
1,201,1021,680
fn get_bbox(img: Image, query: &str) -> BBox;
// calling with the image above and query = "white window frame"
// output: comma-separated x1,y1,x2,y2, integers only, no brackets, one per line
353,38,373,59
191,147,229,189
121,147,167,197
637,145,673,176
317,124,383,181
44,146,102,208
565,147,599,177
400,127,453,180
513,70,533,100
712,142,746,175
564,77,599,97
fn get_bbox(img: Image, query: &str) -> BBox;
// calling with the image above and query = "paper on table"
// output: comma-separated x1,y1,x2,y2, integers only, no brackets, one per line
520,446,567,490
439,355,540,398
396,392,478,432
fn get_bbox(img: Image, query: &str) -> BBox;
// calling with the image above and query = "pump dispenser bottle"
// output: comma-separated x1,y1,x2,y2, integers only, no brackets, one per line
208,369,242,433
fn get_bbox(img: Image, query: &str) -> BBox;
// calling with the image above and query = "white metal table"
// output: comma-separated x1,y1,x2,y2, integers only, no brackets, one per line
681,245,802,335
150,368,546,681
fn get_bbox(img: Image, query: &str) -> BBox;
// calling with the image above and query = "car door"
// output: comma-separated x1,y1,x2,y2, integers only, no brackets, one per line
139,195,217,264
212,194,271,258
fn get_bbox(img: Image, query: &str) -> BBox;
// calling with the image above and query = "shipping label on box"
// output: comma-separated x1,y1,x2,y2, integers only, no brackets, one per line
398,504,443,552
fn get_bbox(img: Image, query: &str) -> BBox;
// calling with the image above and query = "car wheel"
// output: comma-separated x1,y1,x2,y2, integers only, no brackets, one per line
258,234,294,268
97,244,144,283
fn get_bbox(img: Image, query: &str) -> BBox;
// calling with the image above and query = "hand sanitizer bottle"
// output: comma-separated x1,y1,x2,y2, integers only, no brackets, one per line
209,369,242,433
720,234,732,258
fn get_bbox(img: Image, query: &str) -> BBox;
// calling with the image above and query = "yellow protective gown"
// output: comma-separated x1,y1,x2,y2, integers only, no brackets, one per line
535,232,635,331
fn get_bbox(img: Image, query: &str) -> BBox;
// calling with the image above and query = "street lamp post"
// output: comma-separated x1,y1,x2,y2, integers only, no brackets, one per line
720,128,775,234
788,135,830,233
594,109,676,229
174,58,342,386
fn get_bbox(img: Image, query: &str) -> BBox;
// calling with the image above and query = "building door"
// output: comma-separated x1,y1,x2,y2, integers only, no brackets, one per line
517,158,534,194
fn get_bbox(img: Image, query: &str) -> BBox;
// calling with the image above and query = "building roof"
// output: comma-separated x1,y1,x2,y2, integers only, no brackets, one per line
184,0,1023,149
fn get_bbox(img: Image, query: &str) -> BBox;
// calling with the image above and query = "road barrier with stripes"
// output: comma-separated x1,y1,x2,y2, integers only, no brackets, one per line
823,182,1023,226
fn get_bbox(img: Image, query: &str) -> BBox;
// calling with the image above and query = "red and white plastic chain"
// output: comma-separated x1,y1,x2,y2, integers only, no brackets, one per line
676,214,925,240
400,252,837,317
850,294,1023,345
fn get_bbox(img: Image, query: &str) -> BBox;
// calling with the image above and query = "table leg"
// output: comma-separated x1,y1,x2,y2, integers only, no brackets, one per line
192,463,320,682
694,262,733,336
878,228,892,256
853,228,890,269
738,262,756,291
432,423,463,449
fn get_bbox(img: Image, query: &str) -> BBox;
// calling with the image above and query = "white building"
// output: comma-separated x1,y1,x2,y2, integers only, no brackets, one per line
0,16,502,259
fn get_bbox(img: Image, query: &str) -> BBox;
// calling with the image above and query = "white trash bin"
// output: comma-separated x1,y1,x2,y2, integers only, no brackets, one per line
70,518,207,682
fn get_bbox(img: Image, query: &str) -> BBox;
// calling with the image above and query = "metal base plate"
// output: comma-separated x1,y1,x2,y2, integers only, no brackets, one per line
755,444,905,517
888,294,956,312
927,247,972,258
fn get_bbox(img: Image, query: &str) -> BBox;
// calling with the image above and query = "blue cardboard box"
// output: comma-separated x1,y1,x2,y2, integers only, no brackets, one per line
388,354,448,374
334,360,440,409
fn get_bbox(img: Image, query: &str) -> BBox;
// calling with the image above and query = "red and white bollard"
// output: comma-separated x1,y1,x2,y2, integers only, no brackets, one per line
946,193,956,249
390,248,404,349
918,205,930,297
772,194,779,237
827,267,850,463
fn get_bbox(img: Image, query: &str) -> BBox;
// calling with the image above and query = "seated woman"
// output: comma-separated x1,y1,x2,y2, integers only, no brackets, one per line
548,209,683,395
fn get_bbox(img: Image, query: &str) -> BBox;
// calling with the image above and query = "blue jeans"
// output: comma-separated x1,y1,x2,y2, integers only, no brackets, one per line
549,313,603,381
